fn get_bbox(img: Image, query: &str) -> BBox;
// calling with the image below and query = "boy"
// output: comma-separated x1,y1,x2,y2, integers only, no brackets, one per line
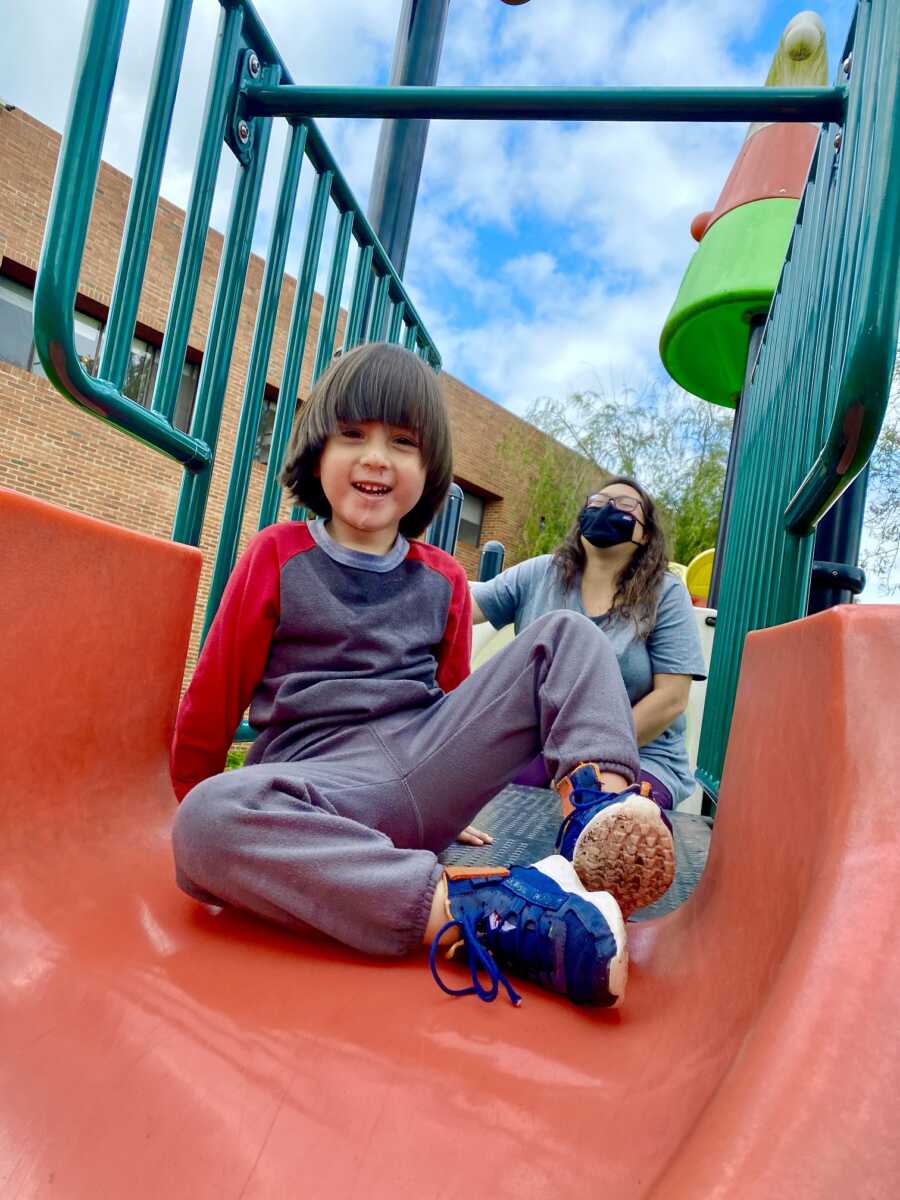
172,343,645,1007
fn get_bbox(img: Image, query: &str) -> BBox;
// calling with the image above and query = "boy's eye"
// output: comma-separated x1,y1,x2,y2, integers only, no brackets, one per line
339,427,364,439
393,433,419,448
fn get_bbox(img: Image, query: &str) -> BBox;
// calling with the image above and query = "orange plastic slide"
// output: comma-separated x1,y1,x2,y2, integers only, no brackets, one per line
2,485,899,1199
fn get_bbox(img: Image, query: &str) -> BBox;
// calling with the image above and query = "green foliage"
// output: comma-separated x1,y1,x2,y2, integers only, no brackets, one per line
861,352,900,593
500,429,597,559
226,746,248,771
523,381,733,566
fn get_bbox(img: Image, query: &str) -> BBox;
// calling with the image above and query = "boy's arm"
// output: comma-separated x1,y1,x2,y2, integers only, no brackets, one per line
436,562,473,693
170,532,281,800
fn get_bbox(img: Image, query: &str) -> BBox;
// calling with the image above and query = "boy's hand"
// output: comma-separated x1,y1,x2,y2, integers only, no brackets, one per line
456,825,494,846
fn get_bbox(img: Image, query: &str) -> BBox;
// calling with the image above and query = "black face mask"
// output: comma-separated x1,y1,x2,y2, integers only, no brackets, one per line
578,504,638,549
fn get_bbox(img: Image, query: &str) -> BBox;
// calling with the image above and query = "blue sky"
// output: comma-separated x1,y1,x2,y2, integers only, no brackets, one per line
7,0,895,596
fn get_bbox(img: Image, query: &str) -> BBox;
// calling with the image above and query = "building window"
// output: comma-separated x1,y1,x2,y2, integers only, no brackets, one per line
136,344,199,434
254,396,277,464
0,276,34,369
458,489,485,548
0,273,198,434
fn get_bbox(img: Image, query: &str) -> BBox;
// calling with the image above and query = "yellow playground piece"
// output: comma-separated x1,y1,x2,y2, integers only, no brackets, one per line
686,548,715,606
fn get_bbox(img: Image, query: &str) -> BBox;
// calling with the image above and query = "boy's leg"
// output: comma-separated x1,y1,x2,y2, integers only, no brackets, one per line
173,750,630,1007
372,609,640,853
172,753,442,958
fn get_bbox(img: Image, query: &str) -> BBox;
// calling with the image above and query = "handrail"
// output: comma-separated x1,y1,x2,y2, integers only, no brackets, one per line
32,0,211,471
245,84,847,125
784,41,900,535
32,0,441,550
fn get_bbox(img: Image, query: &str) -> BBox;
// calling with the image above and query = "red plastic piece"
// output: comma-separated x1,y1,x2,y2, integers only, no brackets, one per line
693,122,819,241
3,485,899,1198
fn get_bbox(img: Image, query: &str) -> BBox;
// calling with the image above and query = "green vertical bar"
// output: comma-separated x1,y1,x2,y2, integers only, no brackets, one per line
171,98,275,546
99,0,192,390
202,120,308,637
289,206,354,525
386,299,405,343
367,272,390,342
311,208,354,381
342,242,374,351
258,167,333,529
403,321,418,350
151,1,243,423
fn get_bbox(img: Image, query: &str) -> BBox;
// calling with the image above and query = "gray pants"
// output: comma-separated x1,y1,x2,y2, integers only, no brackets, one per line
173,611,639,956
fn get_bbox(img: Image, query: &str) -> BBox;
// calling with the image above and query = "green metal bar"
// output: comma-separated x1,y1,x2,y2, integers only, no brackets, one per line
32,0,210,470
202,121,308,637
151,1,244,423
367,272,390,342
386,299,405,344
258,168,333,529
343,242,374,351
246,83,847,125
172,80,276,546
312,209,354,381
98,0,192,391
238,2,436,361
403,321,418,351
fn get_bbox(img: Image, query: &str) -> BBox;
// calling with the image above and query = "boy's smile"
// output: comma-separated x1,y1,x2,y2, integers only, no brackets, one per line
317,420,427,554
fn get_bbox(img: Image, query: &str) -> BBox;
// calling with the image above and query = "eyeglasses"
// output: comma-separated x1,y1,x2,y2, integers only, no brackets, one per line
587,493,644,515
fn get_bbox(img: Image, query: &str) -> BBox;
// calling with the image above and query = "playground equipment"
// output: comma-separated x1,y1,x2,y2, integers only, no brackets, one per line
4,0,900,1194
4,484,900,1198
685,548,715,607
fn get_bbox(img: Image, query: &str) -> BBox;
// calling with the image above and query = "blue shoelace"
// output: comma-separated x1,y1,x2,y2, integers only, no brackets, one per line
429,913,523,1006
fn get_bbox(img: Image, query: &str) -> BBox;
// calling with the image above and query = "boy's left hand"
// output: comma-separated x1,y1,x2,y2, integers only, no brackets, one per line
456,825,494,846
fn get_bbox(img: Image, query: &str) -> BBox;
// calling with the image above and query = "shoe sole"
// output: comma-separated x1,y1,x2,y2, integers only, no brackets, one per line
572,797,675,918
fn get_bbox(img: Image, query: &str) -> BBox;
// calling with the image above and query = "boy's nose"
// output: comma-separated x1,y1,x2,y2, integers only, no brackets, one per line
359,439,390,467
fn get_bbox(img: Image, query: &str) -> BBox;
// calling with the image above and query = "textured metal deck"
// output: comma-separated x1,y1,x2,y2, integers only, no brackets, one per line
439,784,712,920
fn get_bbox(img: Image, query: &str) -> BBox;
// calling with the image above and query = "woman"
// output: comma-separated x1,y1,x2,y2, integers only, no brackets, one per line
471,477,707,815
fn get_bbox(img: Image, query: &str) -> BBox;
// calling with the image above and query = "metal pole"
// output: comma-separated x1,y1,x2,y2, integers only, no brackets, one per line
807,466,869,612
707,314,766,609
366,0,450,280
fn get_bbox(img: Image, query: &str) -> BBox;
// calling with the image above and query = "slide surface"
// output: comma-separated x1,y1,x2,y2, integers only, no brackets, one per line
3,487,898,1199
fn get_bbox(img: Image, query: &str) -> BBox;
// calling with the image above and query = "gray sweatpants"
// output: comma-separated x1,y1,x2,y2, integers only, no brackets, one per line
173,610,639,957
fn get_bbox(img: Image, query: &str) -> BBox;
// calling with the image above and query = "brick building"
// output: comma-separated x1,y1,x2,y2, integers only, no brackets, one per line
0,106,600,667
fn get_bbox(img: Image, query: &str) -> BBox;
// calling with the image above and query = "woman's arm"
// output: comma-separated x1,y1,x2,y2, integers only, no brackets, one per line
632,672,692,747
470,590,488,624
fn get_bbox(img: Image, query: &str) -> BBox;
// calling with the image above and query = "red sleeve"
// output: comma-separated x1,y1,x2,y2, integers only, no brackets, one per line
435,559,472,693
169,529,282,801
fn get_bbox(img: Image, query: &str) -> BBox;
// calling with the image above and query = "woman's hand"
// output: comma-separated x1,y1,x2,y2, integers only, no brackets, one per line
456,825,494,846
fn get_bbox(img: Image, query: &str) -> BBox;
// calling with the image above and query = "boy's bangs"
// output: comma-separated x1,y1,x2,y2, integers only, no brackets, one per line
332,377,424,437
319,349,433,443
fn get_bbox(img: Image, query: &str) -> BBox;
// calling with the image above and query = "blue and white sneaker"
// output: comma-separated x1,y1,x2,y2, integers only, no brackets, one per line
556,764,675,917
429,856,627,1007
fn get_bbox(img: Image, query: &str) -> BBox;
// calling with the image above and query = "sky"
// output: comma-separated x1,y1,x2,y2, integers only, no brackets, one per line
4,0,894,597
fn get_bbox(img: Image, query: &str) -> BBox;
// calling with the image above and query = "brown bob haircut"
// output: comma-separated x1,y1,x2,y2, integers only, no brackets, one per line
280,341,453,538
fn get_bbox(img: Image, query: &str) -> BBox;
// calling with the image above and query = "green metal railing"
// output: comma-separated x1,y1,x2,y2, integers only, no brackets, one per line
32,0,900,785
696,0,900,799
34,0,442,638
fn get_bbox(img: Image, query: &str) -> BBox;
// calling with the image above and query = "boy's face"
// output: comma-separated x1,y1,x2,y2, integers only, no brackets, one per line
316,420,427,551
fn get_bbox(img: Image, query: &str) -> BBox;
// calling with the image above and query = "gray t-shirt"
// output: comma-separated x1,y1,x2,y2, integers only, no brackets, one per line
471,556,707,804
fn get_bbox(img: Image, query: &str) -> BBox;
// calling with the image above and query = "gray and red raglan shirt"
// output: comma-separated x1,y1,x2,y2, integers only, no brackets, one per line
170,518,472,801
